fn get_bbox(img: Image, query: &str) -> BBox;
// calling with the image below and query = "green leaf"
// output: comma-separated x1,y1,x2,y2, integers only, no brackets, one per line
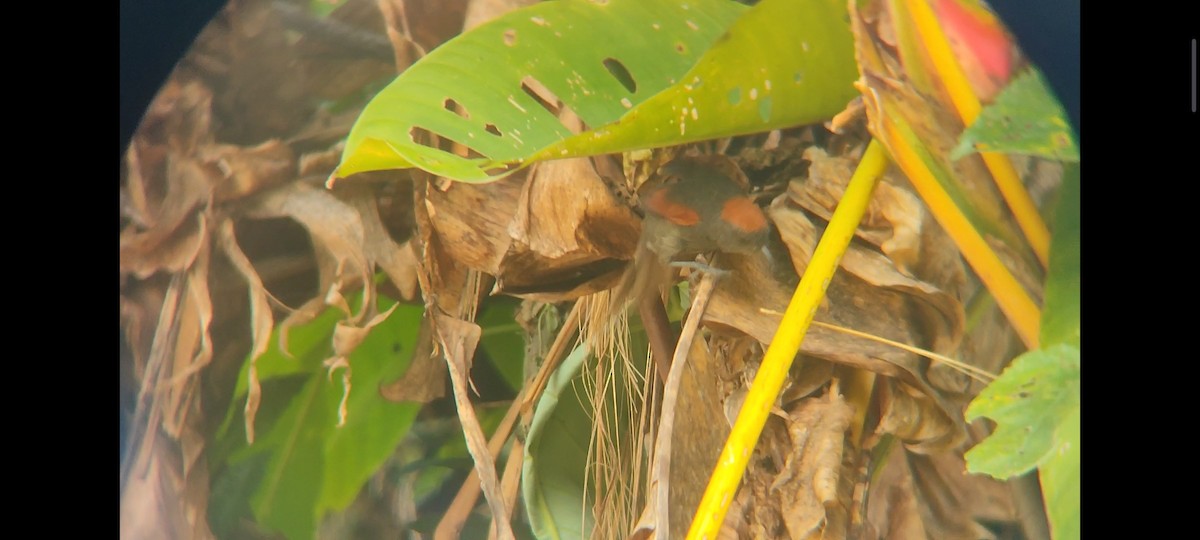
213,295,424,540
317,301,425,515
1041,163,1080,348
479,297,527,392
1040,405,1079,540
1036,162,1081,540
964,344,1079,479
951,68,1079,162
335,0,858,182
532,0,860,163
522,345,594,540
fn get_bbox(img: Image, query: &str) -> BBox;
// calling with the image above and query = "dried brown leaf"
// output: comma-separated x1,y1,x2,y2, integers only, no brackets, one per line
244,182,372,324
120,431,216,540
864,441,1018,540
324,302,400,425
874,380,962,454
342,182,422,301
771,390,855,540
703,245,964,451
425,172,524,275
496,156,640,300
666,320,730,539
215,219,275,442
433,313,514,540
120,157,212,278
204,139,296,202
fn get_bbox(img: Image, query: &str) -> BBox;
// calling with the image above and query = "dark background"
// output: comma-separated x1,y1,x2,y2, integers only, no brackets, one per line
120,0,227,156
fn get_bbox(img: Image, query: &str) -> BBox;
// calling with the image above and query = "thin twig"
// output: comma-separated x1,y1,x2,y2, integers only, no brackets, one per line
652,271,720,537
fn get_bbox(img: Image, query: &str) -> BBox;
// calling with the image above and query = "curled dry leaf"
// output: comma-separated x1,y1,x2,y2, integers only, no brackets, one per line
771,390,855,540
203,139,296,202
340,181,422,301
497,155,641,300
433,312,515,540
215,219,274,443
874,379,964,454
418,150,640,302
793,147,926,278
425,172,525,276
703,241,963,452
865,437,1017,540
120,156,211,279
325,302,401,425
243,181,371,324
120,430,216,540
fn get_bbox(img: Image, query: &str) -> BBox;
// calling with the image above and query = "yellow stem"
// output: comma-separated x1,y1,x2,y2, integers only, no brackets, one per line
883,118,1041,349
904,0,1050,268
686,140,887,539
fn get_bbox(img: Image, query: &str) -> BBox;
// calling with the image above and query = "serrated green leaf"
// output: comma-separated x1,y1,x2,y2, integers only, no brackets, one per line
335,0,858,182
964,344,1079,479
951,68,1079,162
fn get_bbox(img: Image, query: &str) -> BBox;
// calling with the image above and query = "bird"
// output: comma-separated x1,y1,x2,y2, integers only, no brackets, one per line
608,154,771,312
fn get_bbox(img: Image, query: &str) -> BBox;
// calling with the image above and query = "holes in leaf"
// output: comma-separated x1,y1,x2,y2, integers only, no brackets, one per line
444,98,469,119
520,76,582,134
521,76,561,116
603,58,637,93
408,125,486,160
484,123,502,137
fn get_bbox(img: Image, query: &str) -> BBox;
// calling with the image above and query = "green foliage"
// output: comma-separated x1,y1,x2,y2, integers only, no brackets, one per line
962,60,1080,540
1041,163,1080,348
1039,405,1080,540
1034,163,1081,540
308,0,349,19
951,69,1079,162
521,345,595,539
335,0,858,182
210,295,424,540
964,344,1078,479
479,297,528,392
965,343,1079,540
